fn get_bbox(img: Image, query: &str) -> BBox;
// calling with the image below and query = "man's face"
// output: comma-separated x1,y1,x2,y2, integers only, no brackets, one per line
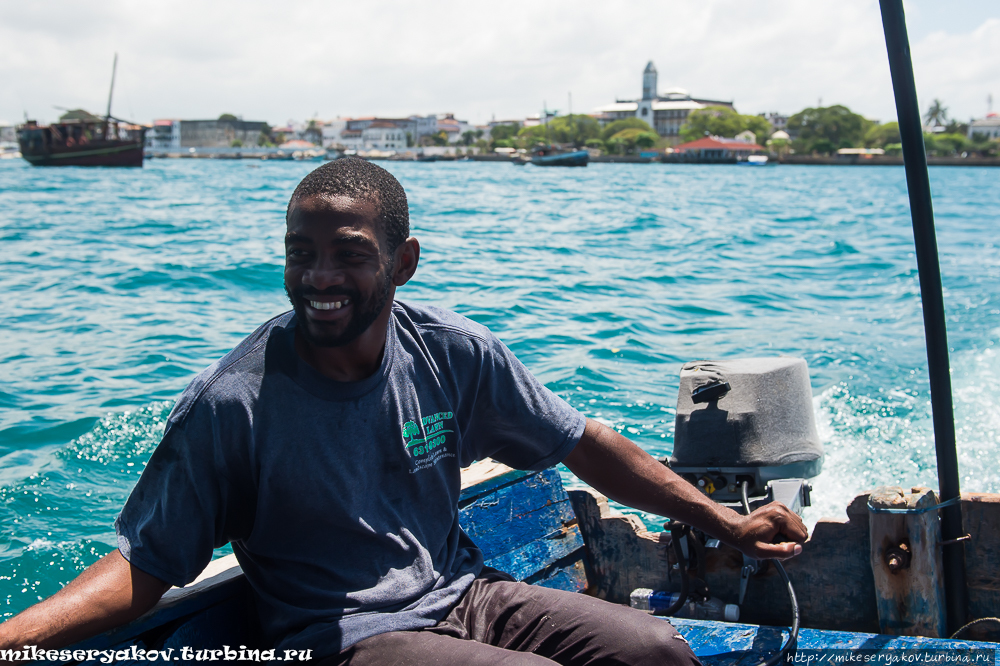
284,194,394,348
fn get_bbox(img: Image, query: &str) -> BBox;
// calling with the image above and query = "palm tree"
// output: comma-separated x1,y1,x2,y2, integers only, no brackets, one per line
924,99,948,128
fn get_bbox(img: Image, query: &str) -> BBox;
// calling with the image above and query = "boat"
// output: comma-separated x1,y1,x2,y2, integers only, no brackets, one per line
739,155,770,166
17,117,146,167
16,54,147,168
33,2,1000,661
55,451,1000,661
529,145,589,167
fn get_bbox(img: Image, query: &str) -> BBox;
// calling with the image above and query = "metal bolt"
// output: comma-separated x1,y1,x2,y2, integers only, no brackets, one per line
885,543,911,573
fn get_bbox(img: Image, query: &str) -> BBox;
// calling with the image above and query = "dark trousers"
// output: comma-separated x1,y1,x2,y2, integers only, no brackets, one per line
322,570,701,666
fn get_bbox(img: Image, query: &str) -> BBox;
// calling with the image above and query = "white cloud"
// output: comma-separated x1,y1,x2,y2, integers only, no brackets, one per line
0,0,995,127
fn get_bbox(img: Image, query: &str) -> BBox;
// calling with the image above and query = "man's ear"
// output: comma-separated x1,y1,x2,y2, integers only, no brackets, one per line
391,237,420,286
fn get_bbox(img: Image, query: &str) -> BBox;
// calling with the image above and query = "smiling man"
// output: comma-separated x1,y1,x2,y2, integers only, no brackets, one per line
0,159,806,665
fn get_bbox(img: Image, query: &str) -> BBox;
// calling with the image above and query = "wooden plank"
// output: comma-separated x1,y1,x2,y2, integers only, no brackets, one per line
470,502,579,560
669,617,999,662
868,486,946,638
461,469,574,535
485,524,585,580
961,492,1000,640
459,460,533,503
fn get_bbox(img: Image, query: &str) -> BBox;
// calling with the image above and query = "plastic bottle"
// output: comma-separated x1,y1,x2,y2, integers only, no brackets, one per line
629,588,740,622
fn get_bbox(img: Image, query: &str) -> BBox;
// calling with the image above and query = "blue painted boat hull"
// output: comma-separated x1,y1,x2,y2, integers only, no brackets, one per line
669,618,998,664
531,150,589,167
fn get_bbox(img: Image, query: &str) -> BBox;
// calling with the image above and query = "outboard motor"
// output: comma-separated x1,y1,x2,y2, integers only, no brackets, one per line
665,357,823,517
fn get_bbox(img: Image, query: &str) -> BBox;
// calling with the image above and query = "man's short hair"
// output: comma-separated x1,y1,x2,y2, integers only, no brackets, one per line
288,157,409,252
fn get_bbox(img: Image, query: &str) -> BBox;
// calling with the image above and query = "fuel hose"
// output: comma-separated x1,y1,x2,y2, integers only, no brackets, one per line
740,480,800,666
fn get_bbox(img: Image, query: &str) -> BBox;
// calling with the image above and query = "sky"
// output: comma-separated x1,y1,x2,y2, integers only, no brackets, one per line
1,0,997,128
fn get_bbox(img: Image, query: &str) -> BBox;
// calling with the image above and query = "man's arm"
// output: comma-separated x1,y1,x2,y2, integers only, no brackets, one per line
0,549,169,653
562,418,808,560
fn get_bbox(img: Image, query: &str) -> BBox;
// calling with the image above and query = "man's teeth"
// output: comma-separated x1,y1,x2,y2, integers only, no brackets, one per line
309,299,350,311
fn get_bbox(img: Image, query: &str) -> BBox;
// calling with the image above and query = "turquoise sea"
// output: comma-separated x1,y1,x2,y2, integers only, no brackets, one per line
1,159,998,618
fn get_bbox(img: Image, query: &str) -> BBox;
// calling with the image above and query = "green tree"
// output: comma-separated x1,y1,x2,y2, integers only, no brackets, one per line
460,129,483,146
432,130,449,146
585,138,605,151
257,122,274,147
930,132,968,155
600,118,655,142
787,105,873,154
743,116,772,144
402,421,420,444
679,106,772,143
924,99,948,128
605,128,655,154
864,121,900,148
545,114,601,146
490,123,521,143
767,137,791,156
218,113,238,122
517,124,550,144
635,132,658,149
944,119,969,136
230,139,243,148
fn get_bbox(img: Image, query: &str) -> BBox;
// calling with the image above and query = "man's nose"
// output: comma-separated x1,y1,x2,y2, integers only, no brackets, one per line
302,262,346,290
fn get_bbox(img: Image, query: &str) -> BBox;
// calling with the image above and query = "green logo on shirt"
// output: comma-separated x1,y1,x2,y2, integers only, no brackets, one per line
403,411,454,462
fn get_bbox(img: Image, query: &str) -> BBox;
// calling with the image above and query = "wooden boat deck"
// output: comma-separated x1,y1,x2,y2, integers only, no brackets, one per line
670,618,998,663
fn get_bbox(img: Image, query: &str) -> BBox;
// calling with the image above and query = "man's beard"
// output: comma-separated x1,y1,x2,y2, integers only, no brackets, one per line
285,268,393,348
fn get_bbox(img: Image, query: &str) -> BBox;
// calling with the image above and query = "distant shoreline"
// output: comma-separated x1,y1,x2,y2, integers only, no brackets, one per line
142,151,1000,167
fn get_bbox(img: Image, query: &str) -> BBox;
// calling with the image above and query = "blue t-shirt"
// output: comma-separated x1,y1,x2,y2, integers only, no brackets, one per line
115,302,586,655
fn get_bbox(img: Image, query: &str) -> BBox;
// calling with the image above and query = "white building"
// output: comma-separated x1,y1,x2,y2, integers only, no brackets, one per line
362,121,408,150
593,61,735,138
145,120,181,150
326,115,439,149
968,114,1000,140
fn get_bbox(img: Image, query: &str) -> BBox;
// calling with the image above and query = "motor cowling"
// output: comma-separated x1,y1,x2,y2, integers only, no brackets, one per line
666,357,823,511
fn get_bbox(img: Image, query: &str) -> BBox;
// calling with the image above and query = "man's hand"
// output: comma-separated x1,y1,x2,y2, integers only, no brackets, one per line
728,503,807,561
562,418,808,559
0,549,169,658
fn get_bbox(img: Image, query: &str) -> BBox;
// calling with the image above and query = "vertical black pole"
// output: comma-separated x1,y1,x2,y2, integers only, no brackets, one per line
878,0,967,635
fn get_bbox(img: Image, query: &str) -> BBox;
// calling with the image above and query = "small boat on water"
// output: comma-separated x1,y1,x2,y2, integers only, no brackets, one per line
529,145,589,167
16,54,146,168
739,155,770,166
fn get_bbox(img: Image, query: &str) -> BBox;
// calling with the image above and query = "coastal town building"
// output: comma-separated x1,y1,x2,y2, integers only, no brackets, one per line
592,61,734,139
761,112,789,133
672,135,766,159
0,123,16,143
145,118,268,150
323,115,442,150
968,114,1000,140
